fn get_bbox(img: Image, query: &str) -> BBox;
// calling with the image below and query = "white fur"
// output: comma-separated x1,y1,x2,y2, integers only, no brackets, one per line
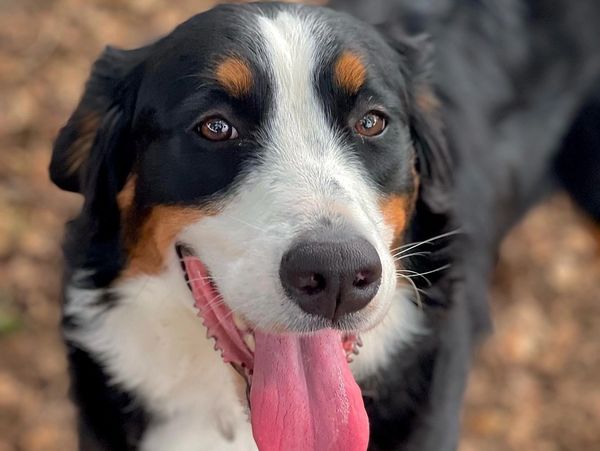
350,287,425,380
66,258,256,451
65,9,423,450
183,10,400,333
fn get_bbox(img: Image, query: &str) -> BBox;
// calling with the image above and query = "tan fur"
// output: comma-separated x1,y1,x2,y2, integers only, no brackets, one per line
117,177,214,277
380,195,411,242
334,51,367,94
117,176,137,213
215,57,253,97
380,163,420,255
66,112,101,175
123,206,203,277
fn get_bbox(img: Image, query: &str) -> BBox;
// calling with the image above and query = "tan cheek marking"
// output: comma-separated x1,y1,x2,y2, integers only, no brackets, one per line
215,57,253,98
123,206,204,277
66,112,101,175
380,195,412,243
334,51,366,94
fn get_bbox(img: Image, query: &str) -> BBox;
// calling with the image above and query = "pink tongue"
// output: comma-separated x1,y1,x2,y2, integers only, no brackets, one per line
250,329,369,451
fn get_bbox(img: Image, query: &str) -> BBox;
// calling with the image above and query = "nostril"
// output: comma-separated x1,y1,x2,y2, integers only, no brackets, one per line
293,272,326,295
353,271,372,289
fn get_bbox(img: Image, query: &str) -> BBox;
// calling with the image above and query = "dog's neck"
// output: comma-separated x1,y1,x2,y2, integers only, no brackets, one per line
64,250,424,450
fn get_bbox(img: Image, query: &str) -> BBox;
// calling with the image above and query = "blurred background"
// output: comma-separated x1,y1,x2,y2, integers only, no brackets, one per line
0,0,599,450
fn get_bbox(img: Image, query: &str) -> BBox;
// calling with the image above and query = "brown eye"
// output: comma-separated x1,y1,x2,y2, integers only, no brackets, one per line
197,117,238,141
355,111,387,137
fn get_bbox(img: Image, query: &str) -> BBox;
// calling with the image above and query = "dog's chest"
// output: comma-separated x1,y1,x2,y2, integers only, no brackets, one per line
66,267,257,451
66,264,421,450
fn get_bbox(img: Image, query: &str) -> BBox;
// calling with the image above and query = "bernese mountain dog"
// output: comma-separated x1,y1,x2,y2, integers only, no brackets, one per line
49,1,600,450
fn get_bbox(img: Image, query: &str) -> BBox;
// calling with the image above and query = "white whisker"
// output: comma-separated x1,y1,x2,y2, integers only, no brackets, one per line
396,264,451,278
396,269,433,287
391,229,461,256
392,251,431,260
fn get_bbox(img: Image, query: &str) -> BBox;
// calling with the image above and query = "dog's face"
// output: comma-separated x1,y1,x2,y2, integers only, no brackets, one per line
51,3,450,448
165,10,414,335
56,3,428,331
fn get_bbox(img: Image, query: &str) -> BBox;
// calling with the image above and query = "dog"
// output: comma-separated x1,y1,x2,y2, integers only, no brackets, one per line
49,1,600,450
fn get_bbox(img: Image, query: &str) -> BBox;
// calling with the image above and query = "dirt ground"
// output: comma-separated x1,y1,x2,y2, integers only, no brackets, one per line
1,1,599,450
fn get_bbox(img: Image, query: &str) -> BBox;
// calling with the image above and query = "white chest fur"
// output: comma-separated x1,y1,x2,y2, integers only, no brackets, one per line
65,256,422,451
65,262,257,451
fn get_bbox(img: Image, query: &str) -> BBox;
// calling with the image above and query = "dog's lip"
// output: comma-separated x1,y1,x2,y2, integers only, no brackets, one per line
174,243,363,373
176,243,251,333
176,243,255,382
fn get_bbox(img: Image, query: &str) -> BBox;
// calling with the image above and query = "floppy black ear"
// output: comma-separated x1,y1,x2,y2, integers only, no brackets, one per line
50,45,147,196
51,46,150,284
391,32,453,214
384,28,456,306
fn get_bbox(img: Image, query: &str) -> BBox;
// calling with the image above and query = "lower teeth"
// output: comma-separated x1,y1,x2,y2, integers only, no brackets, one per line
244,333,256,352
233,313,249,332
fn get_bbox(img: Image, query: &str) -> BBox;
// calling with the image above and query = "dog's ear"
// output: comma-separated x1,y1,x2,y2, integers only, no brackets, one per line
51,46,151,282
50,45,147,196
391,32,452,214
381,27,453,212
384,29,456,305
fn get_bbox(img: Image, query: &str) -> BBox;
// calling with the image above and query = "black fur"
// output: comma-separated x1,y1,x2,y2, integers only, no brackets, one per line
332,0,600,449
555,87,600,222
51,1,600,450
67,345,149,451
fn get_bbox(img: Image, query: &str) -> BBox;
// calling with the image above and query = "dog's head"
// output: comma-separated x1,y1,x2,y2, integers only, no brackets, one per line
51,3,452,449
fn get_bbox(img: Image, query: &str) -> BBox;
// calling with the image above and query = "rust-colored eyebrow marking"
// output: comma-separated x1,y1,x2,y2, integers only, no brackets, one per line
334,51,367,94
215,56,253,98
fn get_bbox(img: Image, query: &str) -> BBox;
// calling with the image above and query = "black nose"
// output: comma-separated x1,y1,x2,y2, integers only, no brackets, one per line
279,233,382,321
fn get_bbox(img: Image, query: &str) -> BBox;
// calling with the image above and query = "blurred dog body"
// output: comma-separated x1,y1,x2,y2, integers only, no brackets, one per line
50,1,600,450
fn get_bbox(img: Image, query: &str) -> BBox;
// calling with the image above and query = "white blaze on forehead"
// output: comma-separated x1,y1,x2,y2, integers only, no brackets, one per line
256,11,348,176
257,10,331,135
254,10,389,249
254,10,382,239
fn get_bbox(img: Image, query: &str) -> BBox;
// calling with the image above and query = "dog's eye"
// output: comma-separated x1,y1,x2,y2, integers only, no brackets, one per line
196,117,238,141
355,111,387,137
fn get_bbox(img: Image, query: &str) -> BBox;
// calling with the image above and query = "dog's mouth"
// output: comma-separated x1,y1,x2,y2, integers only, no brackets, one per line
176,243,370,451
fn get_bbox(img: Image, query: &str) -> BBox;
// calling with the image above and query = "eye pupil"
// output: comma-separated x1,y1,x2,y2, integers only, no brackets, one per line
355,111,386,137
197,117,237,141
207,119,228,134
361,115,377,129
